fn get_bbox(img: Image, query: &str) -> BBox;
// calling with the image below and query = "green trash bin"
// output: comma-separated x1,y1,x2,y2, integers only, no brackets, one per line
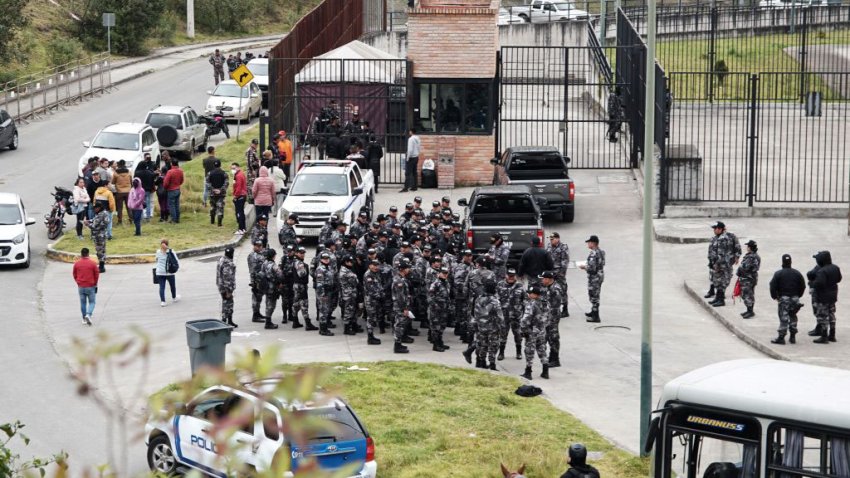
185,319,233,375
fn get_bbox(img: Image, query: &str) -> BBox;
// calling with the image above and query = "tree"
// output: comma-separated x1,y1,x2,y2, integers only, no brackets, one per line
0,0,30,63
76,0,166,56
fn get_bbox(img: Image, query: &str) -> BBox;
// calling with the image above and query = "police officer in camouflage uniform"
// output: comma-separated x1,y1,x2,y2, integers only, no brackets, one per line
580,235,605,323
251,215,269,249
497,269,525,361
520,285,549,380
292,247,317,331
540,271,564,368
206,160,229,227
487,233,511,281
278,213,300,248
318,216,338,248
547,232,570,317
216,247,237,327
315,252,336,336
260,249,281,330
428,267,451,352
279,245,297,327
86,202,110,272
471,280,504,370
392,260,415,353
339,255,360,336
453,250,474,339
737,240,761,319
768,254,806,345
248,241,267,323
706,221,741,307
363,259,383,345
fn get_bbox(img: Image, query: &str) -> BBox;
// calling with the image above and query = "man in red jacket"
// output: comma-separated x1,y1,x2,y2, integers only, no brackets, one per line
163,160,184,223
73,247,100,326
231,162,248,235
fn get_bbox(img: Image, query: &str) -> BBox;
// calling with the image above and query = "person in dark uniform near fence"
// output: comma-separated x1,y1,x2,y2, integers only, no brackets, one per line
315,252,337,337
580,235,605,322
705,221,741,307
366,135,383,193
737,240,761,319
547,232,570,317
808,250,842,344
768,254,805,345
216,247,237,327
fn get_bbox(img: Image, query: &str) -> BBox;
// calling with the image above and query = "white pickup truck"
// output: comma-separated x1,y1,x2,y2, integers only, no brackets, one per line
507,0,590,22
276,160,375,238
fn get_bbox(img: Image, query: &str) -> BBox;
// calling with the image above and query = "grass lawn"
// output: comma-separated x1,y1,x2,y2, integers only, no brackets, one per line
52,125,264,256
156,362,649,478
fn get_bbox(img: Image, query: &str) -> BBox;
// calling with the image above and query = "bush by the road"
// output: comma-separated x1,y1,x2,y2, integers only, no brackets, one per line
0,0,29,66
76,0,166,56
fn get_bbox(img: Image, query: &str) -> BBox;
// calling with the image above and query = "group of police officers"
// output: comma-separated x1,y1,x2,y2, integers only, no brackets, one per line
215,195,606,381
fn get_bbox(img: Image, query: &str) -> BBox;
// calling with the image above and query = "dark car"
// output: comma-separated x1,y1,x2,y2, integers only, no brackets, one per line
0,109,18,151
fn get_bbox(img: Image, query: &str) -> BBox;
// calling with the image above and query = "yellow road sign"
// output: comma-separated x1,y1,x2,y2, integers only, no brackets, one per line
231,64,254,87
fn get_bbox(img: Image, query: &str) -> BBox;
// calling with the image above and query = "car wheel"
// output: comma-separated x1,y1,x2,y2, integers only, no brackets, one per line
9,132,18,150
20,246,30,269
562,206,575,223
147,435,178,475
520,14,530,22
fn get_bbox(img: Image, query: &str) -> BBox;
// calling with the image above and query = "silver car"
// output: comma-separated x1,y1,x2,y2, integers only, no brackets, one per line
144,105,208,158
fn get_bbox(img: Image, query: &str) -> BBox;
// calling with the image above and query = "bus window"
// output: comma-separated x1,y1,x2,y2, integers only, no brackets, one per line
768,425,850,477
667,430,757,478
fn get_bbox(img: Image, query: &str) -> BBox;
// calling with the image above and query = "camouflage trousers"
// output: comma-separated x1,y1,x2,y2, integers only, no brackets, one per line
292,284,311,321
329,289,339,316
93,236,107,262
382,294,393,327
712,264,733,290
429,306,447,339
220,291,233,323
777,296,800,335
393,313,409,342
340,295,357,326
740,278,756,308
454,297,469,329
414,291,428,323
264,291,279,321
476,326,499,363
813,301,837,328
209,195,225,221
251,286,264,315
280,285,293,319
547,315,560,357
556,276,568,313
588,273,604,310
318,294,333,326
364,296,381,334
524,330,549,368
500,313,522,348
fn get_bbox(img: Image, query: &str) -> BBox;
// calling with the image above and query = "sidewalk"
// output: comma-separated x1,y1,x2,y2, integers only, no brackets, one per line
656,216,850,369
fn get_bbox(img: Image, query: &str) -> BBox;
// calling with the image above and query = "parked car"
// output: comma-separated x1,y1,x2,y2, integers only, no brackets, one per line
492,146,575,222
144,382,377,477
0,192,36,268
0,109,18,151
499,7,526,24
510,0,589,22
205,80,263,122
277,160,375,239
77,123,160,175
143,105,207,158
458,185,545,265
246,58,269,108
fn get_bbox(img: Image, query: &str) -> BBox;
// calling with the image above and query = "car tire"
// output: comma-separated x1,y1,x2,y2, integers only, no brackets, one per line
147,435,178,475
562,206,575,223
9,132,18,150
519,13,530,22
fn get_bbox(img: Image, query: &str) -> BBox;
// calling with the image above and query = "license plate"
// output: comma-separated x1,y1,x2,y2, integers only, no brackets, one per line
0,258,9,262
300,228,320,237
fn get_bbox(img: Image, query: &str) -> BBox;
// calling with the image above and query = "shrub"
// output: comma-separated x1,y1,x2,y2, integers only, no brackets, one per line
46,36,85,67
0,0,30,63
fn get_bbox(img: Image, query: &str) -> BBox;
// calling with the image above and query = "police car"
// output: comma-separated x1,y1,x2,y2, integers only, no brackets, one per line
145,381,377,477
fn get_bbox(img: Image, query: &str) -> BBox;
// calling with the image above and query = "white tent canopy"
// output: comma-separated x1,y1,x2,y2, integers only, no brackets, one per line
295,40,404,84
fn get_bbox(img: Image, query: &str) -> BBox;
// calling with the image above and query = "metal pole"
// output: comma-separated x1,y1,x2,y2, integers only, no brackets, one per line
639,0,656,458
107,26,111,56
237,87,243,141
187,0,195,38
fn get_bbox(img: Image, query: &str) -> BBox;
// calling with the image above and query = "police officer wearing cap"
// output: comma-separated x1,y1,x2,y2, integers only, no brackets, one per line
251,214,269,249
392,259,415,353
315,252,336,336
579,235,605,322
705,221,742,307
216,247,237,328
736,239,761,319
278,213,300,248
547,232,570,317
350,211,371,238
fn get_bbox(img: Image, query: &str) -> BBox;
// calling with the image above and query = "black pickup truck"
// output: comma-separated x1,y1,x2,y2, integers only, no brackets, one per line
492,146,575,223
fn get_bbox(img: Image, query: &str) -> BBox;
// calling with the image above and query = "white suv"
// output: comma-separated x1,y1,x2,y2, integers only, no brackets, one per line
0,193,36,268
144,105,208,158
78,123,160,175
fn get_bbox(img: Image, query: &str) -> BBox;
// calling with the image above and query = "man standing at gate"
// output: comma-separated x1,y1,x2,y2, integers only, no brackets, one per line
400,128,420,193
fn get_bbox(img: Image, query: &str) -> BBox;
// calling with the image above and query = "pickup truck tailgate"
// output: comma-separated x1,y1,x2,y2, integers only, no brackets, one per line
508,178,572,207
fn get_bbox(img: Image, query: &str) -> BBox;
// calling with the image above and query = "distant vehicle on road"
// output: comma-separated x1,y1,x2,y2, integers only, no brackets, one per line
645,359,850,478
492,146,575,222
246,58,269,107
0,192,36,268
499,7,526,24
143,105,207,159
509,0,589,22
0,109,18,151
205,80,263,122
78,123,160,175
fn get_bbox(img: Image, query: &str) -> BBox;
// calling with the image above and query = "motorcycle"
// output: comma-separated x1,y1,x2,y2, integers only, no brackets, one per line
199,105,232,140
45,186,73,240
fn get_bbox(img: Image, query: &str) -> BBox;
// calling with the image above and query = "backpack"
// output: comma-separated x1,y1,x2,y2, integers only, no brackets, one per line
166,249,180,274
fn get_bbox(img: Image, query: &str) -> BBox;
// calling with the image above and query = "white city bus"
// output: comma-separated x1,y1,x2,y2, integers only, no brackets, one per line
646,359,850,478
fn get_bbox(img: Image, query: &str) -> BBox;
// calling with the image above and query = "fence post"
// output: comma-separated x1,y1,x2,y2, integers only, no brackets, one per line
707,6,718,103
494,49,501,158
746,74,759,208
798,7,809,103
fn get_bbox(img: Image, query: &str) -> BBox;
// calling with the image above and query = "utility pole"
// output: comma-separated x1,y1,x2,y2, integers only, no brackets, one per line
187,0,195,39
639,0,657,458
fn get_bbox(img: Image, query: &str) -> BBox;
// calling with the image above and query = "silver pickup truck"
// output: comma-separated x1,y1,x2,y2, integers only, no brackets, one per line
458,186,545,265
492,146,575,223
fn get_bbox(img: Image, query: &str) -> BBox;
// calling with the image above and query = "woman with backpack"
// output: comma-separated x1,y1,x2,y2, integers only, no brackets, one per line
155,238,180,306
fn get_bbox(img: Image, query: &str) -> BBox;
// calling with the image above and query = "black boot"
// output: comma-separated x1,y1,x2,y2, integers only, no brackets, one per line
540,364,550,379
98,261,105,273
829,324,837,342
520,366,532,380
227,320,238,328
407,328,420,336
814,330,829,344
489,361,497,371
217,216,223,227
355,324,365,334
379,321,386,334
432,340,445,352
498,344,505,361
210,212,215,225
741,306,755,319
264,319,279,330
562,305,569,318
789,329,797,344
462,348,474,364
704,285,715,298
367,333,381,345
586,310,601,323
280,309,288,325
438,336,450,351
808,324,823,336
401,335,414,344
771,333,786,345
343,324,356,336
475,356,487,369
292,316,303,329
548,351,561,368
319,325,334,336
584,311,593,318
305,319,318,331
515,344,522,360
394,341,409,354
710,290,726,307
252,311,265,323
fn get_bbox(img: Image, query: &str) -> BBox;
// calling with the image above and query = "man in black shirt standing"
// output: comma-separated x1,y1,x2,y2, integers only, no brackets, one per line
518,236,553,287
768,254,806,345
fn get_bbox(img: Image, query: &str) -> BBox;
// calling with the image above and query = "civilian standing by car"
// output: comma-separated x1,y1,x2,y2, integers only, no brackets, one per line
202,146,218,207
365,135,383,193
269,158,287,214
111,160,133,225
154,165,169,222
72,247,99,326
155,239,180,306
163,160,184,223
401,128,420,193
134,154,156,221
231,163,247,235
252,166,275,220
72,177,90,240
277,131,294,180
128,178,145,236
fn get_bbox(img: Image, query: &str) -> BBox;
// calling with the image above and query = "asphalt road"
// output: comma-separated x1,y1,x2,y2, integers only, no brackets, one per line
0,55,260,472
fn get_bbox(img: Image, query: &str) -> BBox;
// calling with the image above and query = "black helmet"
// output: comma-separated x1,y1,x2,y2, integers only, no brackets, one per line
265,249,277,259
568,443,588,465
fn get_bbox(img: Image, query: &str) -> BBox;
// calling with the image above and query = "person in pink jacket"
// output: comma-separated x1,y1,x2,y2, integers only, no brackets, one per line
128,178,146,236
251,166,276,220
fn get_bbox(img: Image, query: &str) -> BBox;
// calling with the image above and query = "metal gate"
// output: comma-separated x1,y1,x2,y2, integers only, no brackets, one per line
496,43,634,169
268,57,410,184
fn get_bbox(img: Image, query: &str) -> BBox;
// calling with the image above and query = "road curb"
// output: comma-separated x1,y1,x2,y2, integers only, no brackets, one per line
653,232,711,244
109,35,283,71
46,208,256,265
682,280,790,361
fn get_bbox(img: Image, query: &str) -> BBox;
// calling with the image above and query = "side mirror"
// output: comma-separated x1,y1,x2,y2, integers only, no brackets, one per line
457,198,468,207
206,90,213,95
142,146,153,152
82,141,91,148
352,187,364,196
490,157,499,165
25,218,36,226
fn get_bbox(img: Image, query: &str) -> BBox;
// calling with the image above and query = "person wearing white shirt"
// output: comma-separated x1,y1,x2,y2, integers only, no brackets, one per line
269,159,288,214
401,128,421,193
